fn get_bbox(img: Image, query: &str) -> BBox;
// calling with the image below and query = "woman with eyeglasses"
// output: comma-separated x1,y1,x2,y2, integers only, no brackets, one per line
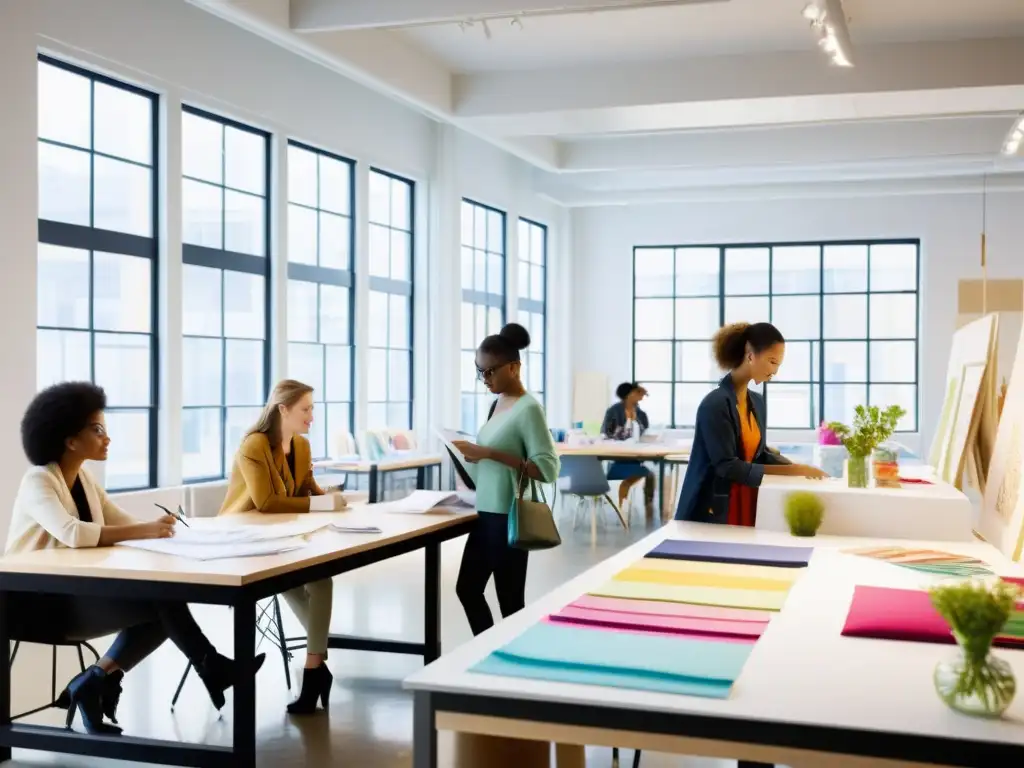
6,382,264,736
451,323,560,635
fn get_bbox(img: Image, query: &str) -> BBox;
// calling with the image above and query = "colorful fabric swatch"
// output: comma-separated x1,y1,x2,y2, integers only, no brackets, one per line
842,585,1024,648
843,546,993,577
548,603,767,640
470,621,755,698
590,578,791,611
614,564,795,592
647,539,813,568
630,557,803,583
571,594,775,624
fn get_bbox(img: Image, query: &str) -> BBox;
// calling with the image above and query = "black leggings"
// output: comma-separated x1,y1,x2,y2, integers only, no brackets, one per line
456,511,528,636
11,595,215,673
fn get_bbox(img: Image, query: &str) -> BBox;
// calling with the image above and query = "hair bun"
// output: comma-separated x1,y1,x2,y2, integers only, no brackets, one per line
499,322,531,351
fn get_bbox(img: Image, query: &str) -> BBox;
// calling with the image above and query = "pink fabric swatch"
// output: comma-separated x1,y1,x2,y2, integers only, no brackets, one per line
549,605,768,640
571,594,774,624
541,616,757,644
842,585,1024,648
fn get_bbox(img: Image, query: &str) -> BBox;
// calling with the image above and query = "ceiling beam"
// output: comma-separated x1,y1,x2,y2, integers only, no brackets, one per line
289,0,724,32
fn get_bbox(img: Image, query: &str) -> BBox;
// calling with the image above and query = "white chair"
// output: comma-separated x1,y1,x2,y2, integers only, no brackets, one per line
186,480,230,518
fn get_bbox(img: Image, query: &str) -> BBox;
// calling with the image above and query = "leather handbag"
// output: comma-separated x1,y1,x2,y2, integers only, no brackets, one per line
507,462,561,551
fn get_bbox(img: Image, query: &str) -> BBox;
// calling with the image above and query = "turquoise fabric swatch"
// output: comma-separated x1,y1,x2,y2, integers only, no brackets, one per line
471,622,753,696
473,652,733,698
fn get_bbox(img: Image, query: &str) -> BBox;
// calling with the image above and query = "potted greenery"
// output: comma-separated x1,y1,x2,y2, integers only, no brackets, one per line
783,491,825,537
826,404,906,488
930,580,1020,717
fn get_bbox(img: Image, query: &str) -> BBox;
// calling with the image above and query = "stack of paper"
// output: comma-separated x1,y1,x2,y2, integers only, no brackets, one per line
474,540,812,698
118,538,307,561
843,546,993,577
371,490,474,514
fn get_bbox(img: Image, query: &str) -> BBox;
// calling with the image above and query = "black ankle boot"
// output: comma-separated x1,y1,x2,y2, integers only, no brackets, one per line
63,667,122,735
196,651,266,710
100,669,124,724
286,663,332,715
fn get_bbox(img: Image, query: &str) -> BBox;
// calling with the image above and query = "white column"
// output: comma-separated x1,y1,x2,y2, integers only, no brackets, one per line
353,163,371,432
0,3,38,536
548,208,574,428
159,94,184,485
429,124,461,438
270,133,289,385
505,201,520,325
412,171,431,439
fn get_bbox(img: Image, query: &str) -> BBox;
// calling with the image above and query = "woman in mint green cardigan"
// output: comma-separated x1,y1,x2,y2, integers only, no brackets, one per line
451,323,559,635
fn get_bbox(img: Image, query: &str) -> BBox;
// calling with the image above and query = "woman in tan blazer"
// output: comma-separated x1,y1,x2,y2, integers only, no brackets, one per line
220,379,345,715
6,383,264,736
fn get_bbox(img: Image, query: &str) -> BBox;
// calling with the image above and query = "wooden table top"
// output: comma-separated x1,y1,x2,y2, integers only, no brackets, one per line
0,505,475,588
313,454,443,472
555,443,690,459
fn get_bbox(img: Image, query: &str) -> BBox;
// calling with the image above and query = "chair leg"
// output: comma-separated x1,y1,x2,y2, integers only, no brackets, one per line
612,746,620,767
51,645,58,703
170,661,192,709
82,641,101,665
604,493,628,530
76,643,86,673
632,749,642,768
273,595,292,690
9,640,19,667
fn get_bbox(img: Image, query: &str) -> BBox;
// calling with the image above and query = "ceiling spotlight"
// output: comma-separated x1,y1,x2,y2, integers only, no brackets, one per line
1002,112,1024,156
803,0,854,67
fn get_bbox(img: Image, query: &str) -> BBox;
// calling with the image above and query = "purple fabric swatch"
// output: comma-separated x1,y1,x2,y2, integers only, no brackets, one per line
646,539,813,568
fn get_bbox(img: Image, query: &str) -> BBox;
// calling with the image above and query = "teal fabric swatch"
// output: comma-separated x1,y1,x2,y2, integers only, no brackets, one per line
471,621,753,697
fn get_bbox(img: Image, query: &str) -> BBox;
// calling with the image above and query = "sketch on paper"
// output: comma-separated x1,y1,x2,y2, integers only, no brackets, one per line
996,425,1021,522
930,375,960,470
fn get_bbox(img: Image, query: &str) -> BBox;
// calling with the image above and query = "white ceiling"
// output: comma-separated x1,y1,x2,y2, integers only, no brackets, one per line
192,0,1024,205
397,0,1024,73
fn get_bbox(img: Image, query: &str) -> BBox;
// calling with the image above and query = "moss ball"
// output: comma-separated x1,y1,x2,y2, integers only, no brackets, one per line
784,491,825,537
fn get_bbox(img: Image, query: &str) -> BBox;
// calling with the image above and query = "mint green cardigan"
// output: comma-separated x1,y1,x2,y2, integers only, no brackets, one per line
467,394,560,515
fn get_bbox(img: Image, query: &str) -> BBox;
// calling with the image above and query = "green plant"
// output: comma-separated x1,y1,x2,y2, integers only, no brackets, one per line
930,580,1021,716
827,404,906,459
783,491,825,537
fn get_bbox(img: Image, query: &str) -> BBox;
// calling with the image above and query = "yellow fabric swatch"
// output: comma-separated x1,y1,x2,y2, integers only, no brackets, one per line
614,566,793,593
629,557,803,583
590,580,788,611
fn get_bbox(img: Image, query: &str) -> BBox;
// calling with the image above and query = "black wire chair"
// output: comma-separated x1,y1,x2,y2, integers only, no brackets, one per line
170,594,300,708
611,747,642,768
9,639,101,720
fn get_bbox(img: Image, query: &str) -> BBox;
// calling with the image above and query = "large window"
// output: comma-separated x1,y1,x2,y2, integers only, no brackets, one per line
36,57,159,491
368,169,414,430
517,218,547,405
460,200,506,434
181,108,270,481
285,142,354,459
633,241,919,431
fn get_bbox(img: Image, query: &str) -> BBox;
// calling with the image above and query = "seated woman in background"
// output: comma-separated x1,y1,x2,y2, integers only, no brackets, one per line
220,379,345,715
7,382,264,735
675,322,828,525
601,381,655,512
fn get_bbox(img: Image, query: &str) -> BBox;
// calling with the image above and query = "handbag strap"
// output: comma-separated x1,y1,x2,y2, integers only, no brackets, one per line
514,461,547,504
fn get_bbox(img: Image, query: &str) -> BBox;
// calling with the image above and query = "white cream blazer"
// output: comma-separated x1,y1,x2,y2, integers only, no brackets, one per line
5,464,136,554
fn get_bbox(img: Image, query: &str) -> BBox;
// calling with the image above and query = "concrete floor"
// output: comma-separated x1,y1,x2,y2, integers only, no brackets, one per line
6,501,740,767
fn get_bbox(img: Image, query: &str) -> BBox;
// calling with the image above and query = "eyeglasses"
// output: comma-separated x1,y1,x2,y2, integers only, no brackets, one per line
476,362,511,381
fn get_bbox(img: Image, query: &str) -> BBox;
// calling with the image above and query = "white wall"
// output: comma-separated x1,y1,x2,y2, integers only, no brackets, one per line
572,191,1024,451
0,0,566,513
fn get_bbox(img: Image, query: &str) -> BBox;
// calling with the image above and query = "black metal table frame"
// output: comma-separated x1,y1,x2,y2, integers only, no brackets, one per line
412,689,1024,768
321,461,442,503
0,516,476,768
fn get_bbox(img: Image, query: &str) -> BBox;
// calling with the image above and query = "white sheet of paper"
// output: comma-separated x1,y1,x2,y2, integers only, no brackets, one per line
370,489,473,514
118,538,307,561
170,519,330,544
329,523,383,534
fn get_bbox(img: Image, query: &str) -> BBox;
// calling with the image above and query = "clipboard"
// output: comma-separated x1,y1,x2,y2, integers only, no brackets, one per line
438,429,476,491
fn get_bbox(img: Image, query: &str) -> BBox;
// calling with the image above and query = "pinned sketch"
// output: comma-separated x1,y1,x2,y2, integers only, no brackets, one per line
939,364,986,486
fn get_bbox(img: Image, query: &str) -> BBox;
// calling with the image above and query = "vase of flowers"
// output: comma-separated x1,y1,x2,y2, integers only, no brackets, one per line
930,581,1020,718
827,405,906,489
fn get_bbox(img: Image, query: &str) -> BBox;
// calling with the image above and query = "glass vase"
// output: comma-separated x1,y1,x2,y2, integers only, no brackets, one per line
846,455,869,488
933,639,1016,718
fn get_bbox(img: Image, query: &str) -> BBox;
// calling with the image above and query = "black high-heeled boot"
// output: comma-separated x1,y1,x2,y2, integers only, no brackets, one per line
63,666,122,735
100,669,124,724
286,663,332,715
195,651,266,710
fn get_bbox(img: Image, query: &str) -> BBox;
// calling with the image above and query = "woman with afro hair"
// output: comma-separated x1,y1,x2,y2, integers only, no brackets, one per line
6,382,264,735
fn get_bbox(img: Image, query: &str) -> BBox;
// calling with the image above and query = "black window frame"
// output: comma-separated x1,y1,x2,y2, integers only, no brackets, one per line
36,54,161,492
367,167,415,432
180,105,272,482
284,139,356,459
460,199,507,434
632,239,921,432
517,217,548,405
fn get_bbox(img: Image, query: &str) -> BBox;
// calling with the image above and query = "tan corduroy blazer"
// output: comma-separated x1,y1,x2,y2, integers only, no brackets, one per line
6,464,136,554
219,432,324,515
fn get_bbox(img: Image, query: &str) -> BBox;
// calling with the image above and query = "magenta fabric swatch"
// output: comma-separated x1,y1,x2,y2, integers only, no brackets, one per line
571,594,774,624
540,616,757,644
549,605,768,641
842,585,1024,648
